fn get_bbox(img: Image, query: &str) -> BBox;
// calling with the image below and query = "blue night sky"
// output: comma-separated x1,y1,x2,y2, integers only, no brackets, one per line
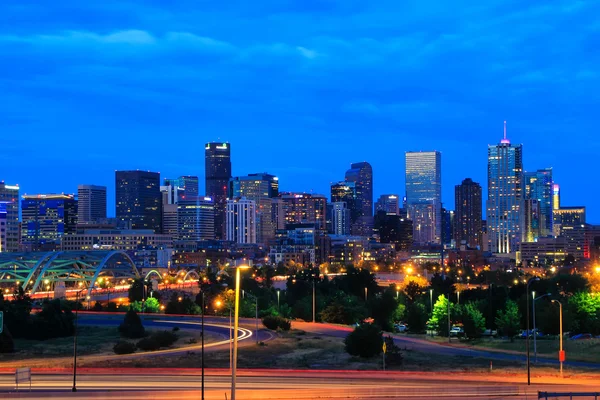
1,1,599,220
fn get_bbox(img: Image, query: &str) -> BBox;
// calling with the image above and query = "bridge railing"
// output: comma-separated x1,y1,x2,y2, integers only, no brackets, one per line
539,392,599,399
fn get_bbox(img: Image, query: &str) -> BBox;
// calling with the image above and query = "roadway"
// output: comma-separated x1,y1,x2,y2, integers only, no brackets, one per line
2,369,598,399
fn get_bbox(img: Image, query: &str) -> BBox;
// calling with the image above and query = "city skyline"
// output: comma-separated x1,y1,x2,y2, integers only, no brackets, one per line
1,2,598,221
2,127,597,224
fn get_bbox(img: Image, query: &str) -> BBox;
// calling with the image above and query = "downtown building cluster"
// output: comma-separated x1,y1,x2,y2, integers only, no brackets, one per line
0,127,597,270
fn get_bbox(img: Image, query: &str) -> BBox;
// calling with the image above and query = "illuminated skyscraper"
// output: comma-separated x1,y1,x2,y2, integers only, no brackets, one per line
375,194,400,215
21,194,78,251
229,173,279,244
522,168,553,240
345,162,373,236
405,151,442,244
226,198,256,244
205,143,231,240
487,122,523,254
331,202,351,235
0,182,20,252
454,178,482,249
77,185,107,224
116,170,162,232
274,193,327,231
552,184,560,210
178,197,215,241
163,176,199,202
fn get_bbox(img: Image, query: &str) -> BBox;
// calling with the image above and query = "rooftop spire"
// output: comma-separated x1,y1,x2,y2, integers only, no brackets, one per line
501,120,510,144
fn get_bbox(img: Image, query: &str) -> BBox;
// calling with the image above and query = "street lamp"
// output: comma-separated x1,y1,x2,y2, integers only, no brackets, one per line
526,277,540,385
231,264,251,400
550,299,564,377
429,289,433,314
72,287,89,392
532,291,550,362
215,299,232,370
276,289,280,312
364,287,368,301
201,291,205,400
457,290,460,305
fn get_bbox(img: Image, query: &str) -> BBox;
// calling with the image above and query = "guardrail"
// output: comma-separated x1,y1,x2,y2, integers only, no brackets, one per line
539,392,599,399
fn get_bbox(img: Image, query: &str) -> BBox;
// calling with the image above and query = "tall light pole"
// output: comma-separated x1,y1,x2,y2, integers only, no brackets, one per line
429,289,433,314
457,290,460,305
532,291,550,363
201,291,205,400
276,289,280,312
312,280,316,323
72,287,87,392
526,276,540,385
364,287,368,301
551,299,564,377
231,264,250,400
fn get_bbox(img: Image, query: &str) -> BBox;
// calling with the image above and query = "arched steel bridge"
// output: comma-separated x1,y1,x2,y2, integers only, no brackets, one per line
0,251,140,298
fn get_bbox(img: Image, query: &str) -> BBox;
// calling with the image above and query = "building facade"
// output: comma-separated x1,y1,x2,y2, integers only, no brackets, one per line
331,202,351,235
62,229,173,251
454,178,482,249
21,194,78,251
375,194,400,215
0,182,20,252
115,170,162,233
205,142,231,240
345,162,373,236
177,197,215,241
274,193,327,231
226,198,257,244
553,206,586,237
163,176,199,202
405,151,442,244
77,184,107,224
522,168,553,239
487,122,523,254
229,173,279,244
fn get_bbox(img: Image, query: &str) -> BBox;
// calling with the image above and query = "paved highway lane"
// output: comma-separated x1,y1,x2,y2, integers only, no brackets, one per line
1,370,596,399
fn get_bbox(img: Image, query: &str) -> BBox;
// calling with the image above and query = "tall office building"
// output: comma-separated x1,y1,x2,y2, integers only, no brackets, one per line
487,122,523,254
454,178,482,249
345,162,373,236
441,208,454,246
163,176,199,202
522,168,553,239
205,143,231,240
331,181,356,221
405,151,442,244
0,182,20,252
552,184,560,210
331,202,351,235
178,197,215,241
21,194,78,251
274,193,327,231
375,194,400,215
226,198,256,244
77,185,107,224
553,206,586,236
229,173,278,244
115,170,162,233
374,210,413,251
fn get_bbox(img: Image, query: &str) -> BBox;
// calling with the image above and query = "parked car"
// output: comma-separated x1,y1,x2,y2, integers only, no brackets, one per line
450,326,464,336
520,329,544,338
570,333,593,340
482,329,498,337
394,323,407,333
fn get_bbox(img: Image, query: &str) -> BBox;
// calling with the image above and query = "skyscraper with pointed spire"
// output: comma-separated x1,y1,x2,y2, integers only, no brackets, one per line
487,121,523,254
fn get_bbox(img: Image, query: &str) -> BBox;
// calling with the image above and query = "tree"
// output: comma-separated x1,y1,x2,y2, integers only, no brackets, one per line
495,300,521,342
569,292,600,335
369,291,398,331
344,323,382,358
405,303,428,333
320,292,367,325
128,278,148,302
428,295,453,336
0,326,15,353
461,303,486,339
119,309,146,339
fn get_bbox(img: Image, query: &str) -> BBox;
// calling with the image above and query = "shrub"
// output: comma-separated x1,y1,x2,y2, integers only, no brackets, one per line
92,302,103,312
106,302,118,312
383,335,403,366
0,327,15,353
262,315,291,331
151,331,178,347
136,337,161,351
113,341,136,354
119,310,146,339
344,323,382,358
